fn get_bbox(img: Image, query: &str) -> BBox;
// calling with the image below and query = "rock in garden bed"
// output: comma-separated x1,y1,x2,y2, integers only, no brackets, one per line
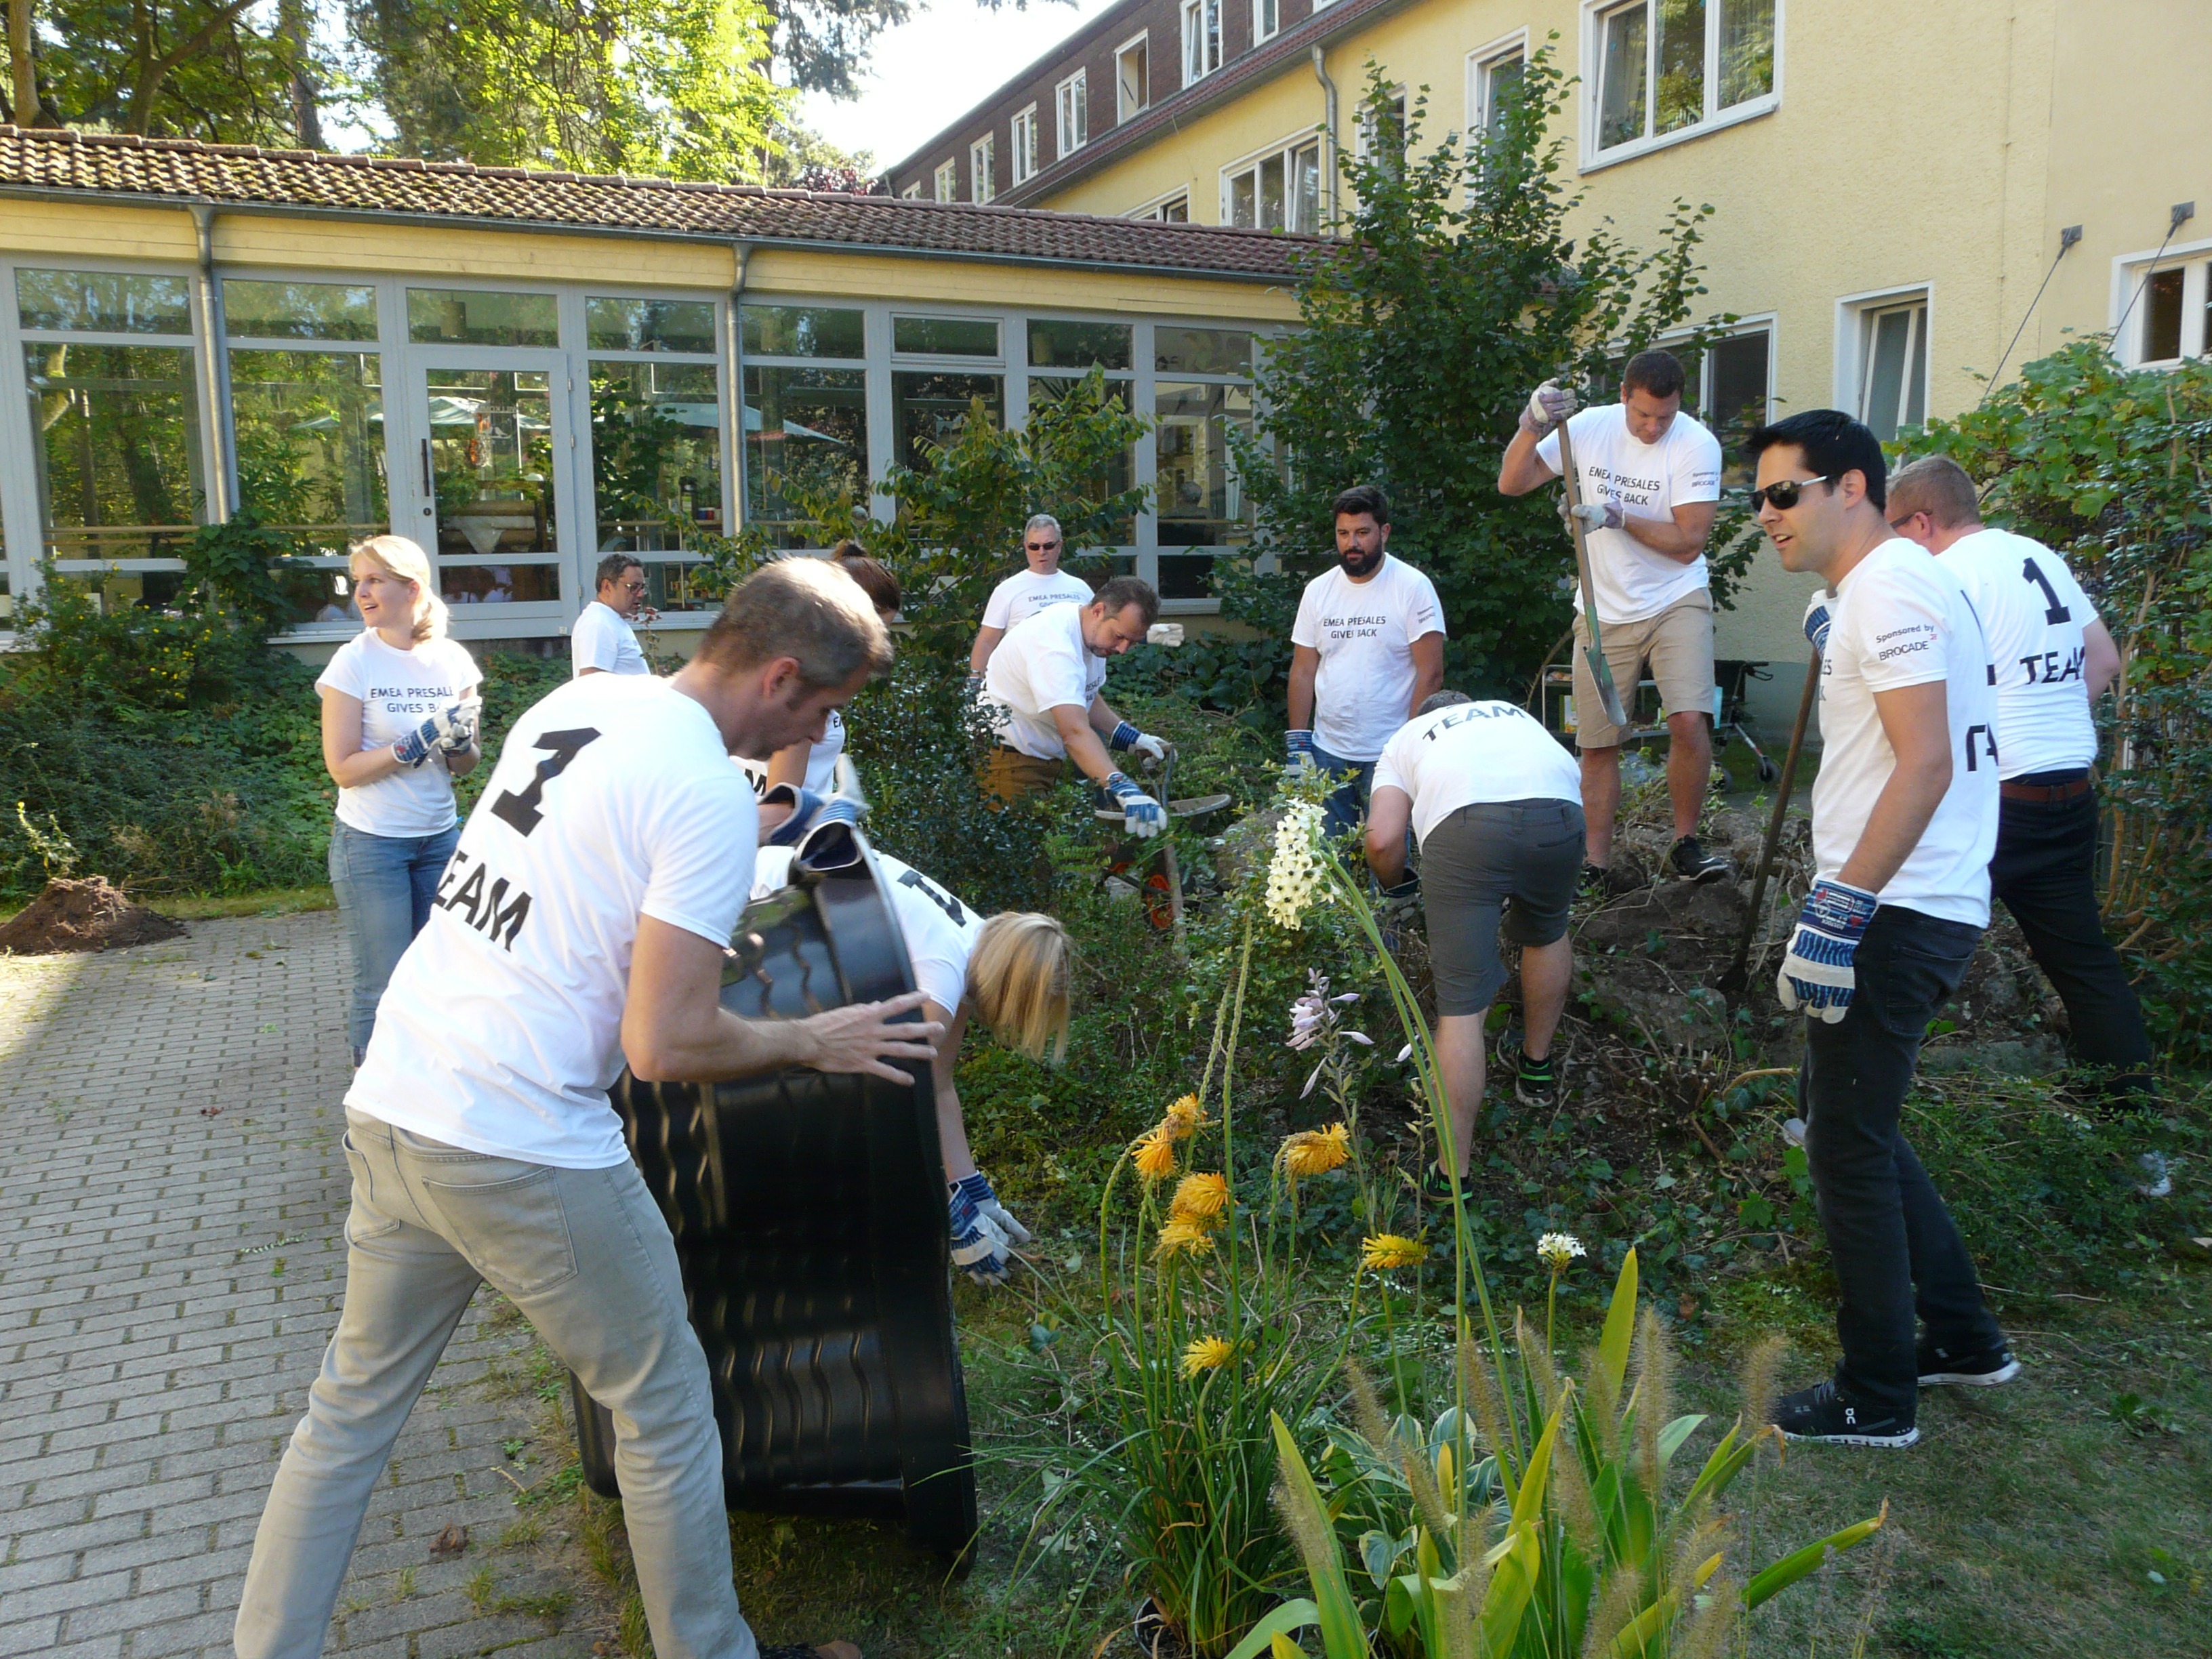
0,876,187,955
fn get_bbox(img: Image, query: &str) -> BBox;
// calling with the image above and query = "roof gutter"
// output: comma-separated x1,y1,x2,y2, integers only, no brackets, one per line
190,203,232,522
1311,45,1338,229
0,185,1294,287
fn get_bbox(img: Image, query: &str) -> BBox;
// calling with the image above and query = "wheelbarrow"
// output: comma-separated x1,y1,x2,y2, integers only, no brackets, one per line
1093,747,1233,935
568,838,977,1567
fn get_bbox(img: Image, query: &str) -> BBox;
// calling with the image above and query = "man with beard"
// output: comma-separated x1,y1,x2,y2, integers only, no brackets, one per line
1285,485,1448,837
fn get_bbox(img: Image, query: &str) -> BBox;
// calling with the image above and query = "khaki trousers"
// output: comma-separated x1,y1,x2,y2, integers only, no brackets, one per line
981,744,1065,804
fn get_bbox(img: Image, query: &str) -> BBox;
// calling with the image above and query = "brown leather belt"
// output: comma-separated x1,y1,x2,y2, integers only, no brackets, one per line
2000,775,2092,803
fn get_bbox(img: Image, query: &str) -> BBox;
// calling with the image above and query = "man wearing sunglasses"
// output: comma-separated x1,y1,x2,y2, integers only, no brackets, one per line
1498,349,1729,887
968,513,1096,676
572,554,657,678
1746,410,2012,1450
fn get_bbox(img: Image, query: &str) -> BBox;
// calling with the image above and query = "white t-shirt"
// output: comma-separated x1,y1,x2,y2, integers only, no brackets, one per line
1537,404,1722,625
753,846,981,1015
1370,701,1582,847
1289,555,1446,764
1811,539,2000,928
315,632,483,838
983,601,1109,760
1936,527,2100,779
570,600,649,678
982,567,1094,633
348,674,757,1169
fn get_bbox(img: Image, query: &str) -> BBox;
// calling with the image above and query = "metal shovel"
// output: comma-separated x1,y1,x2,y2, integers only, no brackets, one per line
1555,419,1632,733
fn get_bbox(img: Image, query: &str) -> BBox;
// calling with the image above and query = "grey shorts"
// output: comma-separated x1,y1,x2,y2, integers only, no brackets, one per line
1421,798,1586,1017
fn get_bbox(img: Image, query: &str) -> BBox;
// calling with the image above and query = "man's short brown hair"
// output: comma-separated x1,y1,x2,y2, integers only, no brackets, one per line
1622,349,1687,402
829,544,903,617
697,557,893,689
1093,575,1160,630
1887,455,1983,531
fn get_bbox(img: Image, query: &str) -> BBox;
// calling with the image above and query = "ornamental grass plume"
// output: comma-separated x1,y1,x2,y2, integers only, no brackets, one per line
1359,1232,1429,1272
1169,1172,1231,1227
1155,1217,1216,1259
1277,1122,1350,1179
1129,1124,1178,1183
1264,801,1328,930
1179,1335,1235,1379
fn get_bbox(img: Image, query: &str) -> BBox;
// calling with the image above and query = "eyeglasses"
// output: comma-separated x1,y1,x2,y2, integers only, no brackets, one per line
1747,476,1832,512
1025,541,1061,554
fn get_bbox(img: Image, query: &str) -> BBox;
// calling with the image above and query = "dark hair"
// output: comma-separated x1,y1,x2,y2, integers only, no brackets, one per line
1332,484,1391,525
1621,349,1686,402
698,557,894,688
831,548,903,616
595,553,644,591
1887,455,1982,530
1744,409,1889,510
1093,574,1160,630
1417,690,1473,715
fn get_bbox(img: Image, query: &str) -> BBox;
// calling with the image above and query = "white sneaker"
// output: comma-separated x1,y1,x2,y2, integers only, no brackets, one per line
1782,1117,1807,1149
2135,1151,2172,1200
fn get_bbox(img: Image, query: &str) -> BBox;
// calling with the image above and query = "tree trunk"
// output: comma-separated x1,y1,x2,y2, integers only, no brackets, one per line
7,0,37,127
278,0,321,148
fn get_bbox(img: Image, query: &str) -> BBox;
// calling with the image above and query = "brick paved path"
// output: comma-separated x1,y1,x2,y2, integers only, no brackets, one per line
0,914,598,1659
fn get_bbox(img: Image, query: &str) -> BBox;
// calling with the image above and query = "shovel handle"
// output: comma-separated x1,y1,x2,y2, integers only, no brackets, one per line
1731,648,1822,977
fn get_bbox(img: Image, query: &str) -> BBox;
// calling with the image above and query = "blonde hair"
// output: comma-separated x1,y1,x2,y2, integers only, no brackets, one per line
348,535,448,643
967,912,1071,1064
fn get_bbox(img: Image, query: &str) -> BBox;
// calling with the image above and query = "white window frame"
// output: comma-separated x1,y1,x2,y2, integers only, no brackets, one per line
1219,131,1327,233
1056,68,1089,160
899,182,922,200
1357,84,1409,167
1010,104,1040,185
1182,0,1222,88
1115,31,1151,123
1833,283,1933,436
1253,0,1279,45
1658,312,1776,483
2110,234,2212,367
1580,0,1782,173
1466,30,1529,142
970,134,996,203
933,160,957,203
1128,188,1191,222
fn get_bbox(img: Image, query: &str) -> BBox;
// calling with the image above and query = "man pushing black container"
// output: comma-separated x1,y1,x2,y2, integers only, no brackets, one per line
235,560,933,1659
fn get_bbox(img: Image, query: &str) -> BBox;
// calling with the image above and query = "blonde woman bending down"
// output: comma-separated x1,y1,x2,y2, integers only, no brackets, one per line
315,537,483,1063
756,845,1069,1285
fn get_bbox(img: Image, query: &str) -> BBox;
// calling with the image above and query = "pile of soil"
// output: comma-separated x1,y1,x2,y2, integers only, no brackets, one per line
0,876,188,956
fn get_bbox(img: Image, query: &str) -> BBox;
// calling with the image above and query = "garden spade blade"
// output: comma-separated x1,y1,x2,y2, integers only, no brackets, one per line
1555,419,1631,732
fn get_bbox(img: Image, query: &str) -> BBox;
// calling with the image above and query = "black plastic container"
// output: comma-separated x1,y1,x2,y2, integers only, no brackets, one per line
569,843,976,1564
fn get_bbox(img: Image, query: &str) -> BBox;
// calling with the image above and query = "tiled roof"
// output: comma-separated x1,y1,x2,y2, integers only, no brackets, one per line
0,125,1324,282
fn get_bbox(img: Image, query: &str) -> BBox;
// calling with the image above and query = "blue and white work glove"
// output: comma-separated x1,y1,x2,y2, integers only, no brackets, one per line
761,783,862,848
1776,878,1879,1022
1520,380,1578,438
391,700,477,769
1571,499,1626,532
1802,589,1835,655
1284,728,1319,782
1104,771,1167,838
1109,722,1170,769
947,1172,1027,1286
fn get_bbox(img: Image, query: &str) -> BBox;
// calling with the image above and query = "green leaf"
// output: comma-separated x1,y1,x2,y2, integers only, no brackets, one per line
1222,1600,1322,1659
1655,1412,1708,1473
1744,1507,1887,1610
1597,1247,1640,1401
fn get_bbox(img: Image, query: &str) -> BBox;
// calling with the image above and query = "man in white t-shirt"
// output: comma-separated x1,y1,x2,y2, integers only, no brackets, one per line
571,553,655,677
1365,693,1583,1198
1744,411,2013,1451
1498,350,1731,884
1885,456,2156,1153
236,561,932,1659
968,513,1095,676
981,576,1170,836
1285,485,1447,838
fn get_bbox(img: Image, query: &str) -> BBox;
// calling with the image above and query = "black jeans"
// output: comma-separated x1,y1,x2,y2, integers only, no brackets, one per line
1990,779,2154,1094
1802,905,2006,1419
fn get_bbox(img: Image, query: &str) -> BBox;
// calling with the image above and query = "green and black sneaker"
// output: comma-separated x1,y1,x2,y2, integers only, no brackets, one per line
1514,1048,1559,1110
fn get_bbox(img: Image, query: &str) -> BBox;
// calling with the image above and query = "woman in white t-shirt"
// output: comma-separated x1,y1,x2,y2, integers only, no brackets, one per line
314,535,484,1063
747,546,901,804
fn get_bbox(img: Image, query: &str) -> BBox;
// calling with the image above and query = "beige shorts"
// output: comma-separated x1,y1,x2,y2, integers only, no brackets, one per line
1570,590,1715,749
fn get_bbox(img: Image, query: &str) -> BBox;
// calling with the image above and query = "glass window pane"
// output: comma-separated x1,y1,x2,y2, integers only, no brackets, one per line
24,343,201,560
1904,308,1927,430
1027,319,1132,371
1155,327,1252,376
1655,0,1706,134
18,269,194,335
592,363,723,573
743,365,869,548
228,350,387,555
741,304,866,360
424,367,560,598
1704,330,1768,486
407,288,559,348
441,564,562,605
1599,3,1649,149
1029,376,1135,540
1718,0,1774,107
893,315,1001,356
1863,308,1913,443
1485,56,1525,150
1229,168,1257,228
224,280,378,342
1155,379,1252,549
2142,268,2184,361
587,297,718,354
1292,142,1321,232
893,370,1003,472
1260,152,1286,231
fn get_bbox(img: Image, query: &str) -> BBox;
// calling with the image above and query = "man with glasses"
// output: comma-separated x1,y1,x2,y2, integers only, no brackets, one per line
1746,410,2013,1449
1497,350,1729,886
968,513,1096,676
981,576,1169,836
573,554,657,678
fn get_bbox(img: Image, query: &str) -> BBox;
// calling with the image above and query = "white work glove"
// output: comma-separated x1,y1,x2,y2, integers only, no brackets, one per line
1571,500,1626,533
435,697,481,756
1776,879,1879,1023
1520,380,1578,438
1802,589,1835,655
948,1172,1026,1286
1284,728,1319,783
1104,771,1167,838
953,1170,1032,1248
761,784,862,848
1109,721,1169,769
392,701,476,769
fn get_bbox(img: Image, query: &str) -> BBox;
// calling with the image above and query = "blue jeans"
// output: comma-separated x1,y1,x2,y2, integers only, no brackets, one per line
1311,743,1377,842
328,818,460,1063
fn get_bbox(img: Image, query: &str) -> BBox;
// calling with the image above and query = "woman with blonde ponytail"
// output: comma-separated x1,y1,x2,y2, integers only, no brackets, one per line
314,536,483,1063
752,844,1069,1287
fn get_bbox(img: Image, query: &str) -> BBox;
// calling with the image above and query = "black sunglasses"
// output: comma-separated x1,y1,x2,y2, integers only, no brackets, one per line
1747,475,1832,512
1025,541,1061,552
